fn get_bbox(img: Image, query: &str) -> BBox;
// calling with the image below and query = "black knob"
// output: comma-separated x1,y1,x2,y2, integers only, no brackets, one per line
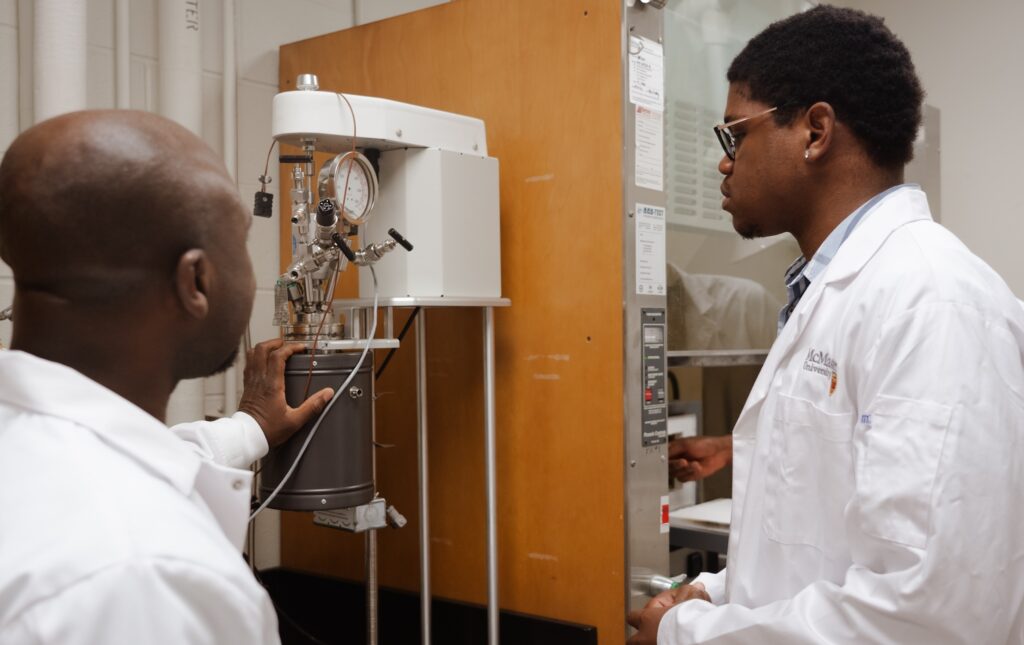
332,233,356,262
388,228,414,252
316,199,337,226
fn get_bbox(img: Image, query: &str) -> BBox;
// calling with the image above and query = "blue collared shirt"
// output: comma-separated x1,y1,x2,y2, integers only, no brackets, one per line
778,184,916,334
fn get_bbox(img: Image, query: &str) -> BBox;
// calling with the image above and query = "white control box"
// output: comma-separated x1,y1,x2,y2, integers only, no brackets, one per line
359,147,501,299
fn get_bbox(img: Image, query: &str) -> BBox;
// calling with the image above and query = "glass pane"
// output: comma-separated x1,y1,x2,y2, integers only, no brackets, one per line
663,0,810,352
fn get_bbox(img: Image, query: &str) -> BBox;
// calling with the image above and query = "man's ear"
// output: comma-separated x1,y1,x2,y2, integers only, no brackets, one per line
174,249,209,320
804,101,837,162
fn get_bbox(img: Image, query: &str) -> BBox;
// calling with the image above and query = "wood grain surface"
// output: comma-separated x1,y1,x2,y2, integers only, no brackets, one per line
277,2,626,641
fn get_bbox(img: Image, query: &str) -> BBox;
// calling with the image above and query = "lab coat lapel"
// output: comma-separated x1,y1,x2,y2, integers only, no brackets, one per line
732,186,933,433
733,280,825,433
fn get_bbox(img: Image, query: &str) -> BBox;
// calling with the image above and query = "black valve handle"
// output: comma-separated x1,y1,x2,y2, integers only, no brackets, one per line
332,232,356,262
316,199,337,226
388,228,414,252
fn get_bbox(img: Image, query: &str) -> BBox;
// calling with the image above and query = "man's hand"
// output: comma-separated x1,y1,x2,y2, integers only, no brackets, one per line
627,583,710,644
668,435,733,482
237,339,334,448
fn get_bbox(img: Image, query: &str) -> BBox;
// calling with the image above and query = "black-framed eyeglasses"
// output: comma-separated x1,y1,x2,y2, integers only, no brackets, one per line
713,106,778,160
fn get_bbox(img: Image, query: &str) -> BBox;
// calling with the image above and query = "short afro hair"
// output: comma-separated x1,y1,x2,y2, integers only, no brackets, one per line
728,5,924,169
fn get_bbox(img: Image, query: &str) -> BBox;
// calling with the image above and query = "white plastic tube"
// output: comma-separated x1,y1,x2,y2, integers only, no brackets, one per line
33,0,87,123
115,0,130,108
222,0,236,180
160,0,205,426
0,4,19,147
222,0,238,414
158,0,202,131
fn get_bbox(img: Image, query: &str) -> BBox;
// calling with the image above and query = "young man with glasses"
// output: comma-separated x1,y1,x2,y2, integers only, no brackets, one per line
629,5,1024,644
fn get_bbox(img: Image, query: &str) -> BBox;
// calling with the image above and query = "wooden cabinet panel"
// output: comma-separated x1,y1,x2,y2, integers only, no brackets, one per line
278,2,626,641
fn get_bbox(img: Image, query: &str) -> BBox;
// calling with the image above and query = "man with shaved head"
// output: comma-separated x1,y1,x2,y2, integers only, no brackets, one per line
0,110,332,643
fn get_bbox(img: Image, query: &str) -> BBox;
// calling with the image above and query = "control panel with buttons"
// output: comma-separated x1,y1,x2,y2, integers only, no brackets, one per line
641,308,668,446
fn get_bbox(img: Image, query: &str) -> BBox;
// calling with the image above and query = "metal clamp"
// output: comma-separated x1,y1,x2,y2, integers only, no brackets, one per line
314,498,388,533
313,498,407,533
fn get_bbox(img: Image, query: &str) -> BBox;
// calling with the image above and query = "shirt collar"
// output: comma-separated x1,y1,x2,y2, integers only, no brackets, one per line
789,183,918,288
0,350,202,496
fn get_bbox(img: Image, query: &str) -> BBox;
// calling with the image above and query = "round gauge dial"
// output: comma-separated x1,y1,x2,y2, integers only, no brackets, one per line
318,151,379,226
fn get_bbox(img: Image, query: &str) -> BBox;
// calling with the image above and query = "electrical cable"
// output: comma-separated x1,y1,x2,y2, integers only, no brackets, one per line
375,307,420,380
249,265,379,521
259,139,278,192
301,259,341,400
299,90,360,400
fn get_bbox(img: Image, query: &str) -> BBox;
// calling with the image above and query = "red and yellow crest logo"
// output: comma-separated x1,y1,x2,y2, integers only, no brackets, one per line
829,371,838,396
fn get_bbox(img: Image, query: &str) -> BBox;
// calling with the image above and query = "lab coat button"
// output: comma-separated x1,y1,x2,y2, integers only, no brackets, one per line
232,479,244,490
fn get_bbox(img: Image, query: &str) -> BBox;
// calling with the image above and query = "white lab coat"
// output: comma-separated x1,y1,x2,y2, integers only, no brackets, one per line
659,187,1024,643
666,264,781,351
0,350,279,644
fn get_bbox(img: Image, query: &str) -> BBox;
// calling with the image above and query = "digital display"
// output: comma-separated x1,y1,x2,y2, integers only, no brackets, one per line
643,325,664,344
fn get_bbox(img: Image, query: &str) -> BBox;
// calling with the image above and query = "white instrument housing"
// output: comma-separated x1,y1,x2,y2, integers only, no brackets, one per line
272,90,489,156
272,84,502,300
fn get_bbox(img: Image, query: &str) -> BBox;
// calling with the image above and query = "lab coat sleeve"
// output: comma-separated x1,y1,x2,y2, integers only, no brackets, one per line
170,411,269,469
658,302,1024,644
0,558,279,645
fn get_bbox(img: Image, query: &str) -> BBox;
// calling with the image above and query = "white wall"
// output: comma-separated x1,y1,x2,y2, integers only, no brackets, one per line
0,1,17,343
836,0,1024,296
0,0,447,566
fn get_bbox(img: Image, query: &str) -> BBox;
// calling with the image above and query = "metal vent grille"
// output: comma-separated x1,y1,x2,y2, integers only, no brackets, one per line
665,99,733,234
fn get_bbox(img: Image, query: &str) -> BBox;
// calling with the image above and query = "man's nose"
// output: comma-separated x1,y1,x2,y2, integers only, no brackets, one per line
718,154,733,176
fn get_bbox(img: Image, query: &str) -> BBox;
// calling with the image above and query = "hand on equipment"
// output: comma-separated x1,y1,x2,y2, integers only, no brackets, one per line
627,583,710,644
238,338,333,448
668,435,733,482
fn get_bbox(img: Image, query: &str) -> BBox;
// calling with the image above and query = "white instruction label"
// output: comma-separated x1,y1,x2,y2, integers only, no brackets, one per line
635,105,664,191
636,203,666,296
629,36,664,111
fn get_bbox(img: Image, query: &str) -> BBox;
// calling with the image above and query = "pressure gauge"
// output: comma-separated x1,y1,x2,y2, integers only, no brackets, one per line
318,151,379,226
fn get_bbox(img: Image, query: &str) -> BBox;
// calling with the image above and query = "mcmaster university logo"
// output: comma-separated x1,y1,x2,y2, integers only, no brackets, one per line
803,348,839,396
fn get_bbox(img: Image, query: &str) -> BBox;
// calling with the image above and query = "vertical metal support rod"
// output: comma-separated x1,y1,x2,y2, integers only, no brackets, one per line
367,350,379,645
483,307,499,643
366,529,378,645
416,313,431,645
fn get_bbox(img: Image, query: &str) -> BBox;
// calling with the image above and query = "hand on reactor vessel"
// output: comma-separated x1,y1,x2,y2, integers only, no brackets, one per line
238,338,334,447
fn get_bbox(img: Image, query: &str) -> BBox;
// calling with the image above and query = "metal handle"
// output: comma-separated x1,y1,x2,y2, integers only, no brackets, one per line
388,228,414,251
332,232,357,262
